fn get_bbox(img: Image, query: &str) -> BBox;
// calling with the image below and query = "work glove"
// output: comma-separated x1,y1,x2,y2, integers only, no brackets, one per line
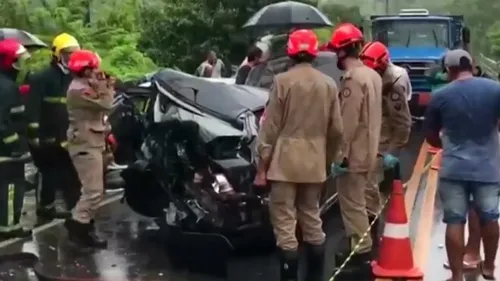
383,153,399,169
331,159,348,178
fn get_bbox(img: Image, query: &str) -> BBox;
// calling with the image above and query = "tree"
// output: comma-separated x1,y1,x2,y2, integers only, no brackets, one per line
137,0,327,73
0,0,158,79
314,3,364,43
446,0,500,59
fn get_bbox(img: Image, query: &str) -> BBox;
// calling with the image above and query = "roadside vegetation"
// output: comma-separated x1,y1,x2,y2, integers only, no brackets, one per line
0,0,497,78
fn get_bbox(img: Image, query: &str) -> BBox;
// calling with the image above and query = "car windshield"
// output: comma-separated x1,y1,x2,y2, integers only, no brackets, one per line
373,19,450,48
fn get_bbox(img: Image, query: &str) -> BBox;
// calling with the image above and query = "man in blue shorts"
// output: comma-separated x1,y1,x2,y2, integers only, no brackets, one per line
424,49,500,281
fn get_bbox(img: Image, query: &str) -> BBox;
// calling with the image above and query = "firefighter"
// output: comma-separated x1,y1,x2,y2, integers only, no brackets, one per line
63,50,114,248
0,39,32,239
328,24,383,270
254,29,343,281
27,33,81,222
359,41,412,240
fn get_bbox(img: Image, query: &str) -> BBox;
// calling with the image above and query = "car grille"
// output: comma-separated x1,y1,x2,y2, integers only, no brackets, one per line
393,61,433,92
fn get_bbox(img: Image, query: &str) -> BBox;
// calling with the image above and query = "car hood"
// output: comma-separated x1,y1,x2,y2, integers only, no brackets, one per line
389,47,447,61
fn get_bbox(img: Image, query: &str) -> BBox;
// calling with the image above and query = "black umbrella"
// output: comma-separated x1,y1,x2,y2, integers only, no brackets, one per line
243,1,332,30
0,28,47,49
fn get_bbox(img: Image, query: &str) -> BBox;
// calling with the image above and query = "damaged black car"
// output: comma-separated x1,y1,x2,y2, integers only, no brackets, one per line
109,68,339,251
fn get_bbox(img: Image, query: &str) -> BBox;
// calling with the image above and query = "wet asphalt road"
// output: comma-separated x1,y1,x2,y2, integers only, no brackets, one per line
0,125,438,281
425,197,500,281
0,201,350,281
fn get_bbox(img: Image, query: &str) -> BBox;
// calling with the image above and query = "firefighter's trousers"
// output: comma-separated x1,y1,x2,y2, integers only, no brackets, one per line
366,156,383,216
269,181,325,250
69,145,105,224
30,142,81,210
0,158,27,233
337,172,372,254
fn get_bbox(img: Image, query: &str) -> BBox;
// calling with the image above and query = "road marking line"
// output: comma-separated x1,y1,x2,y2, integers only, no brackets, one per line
413,167,439,270
0,193,123,249
405,141,429,218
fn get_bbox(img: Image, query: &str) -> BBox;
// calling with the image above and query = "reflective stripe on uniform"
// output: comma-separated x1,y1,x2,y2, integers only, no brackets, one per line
10,105,25,114
28,122,39,129
382,222,410,239
143,98,151,113
43,97,67,104
41,138,68,148
0,157,12,162
0,224,23,232
7,184,14,226
41,137,56,143
3,133,19,144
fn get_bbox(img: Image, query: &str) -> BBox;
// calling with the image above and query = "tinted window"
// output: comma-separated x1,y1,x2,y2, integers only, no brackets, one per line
373,19,450,48
245,51,342,89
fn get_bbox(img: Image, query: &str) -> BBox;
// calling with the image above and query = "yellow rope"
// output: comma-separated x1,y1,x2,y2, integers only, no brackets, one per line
328,151,441,281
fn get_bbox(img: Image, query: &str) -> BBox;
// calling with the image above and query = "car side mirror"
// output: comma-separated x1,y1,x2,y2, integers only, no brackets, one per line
462,27,470,44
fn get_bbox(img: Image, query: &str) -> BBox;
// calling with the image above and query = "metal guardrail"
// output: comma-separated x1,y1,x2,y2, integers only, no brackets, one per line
478,53,500,78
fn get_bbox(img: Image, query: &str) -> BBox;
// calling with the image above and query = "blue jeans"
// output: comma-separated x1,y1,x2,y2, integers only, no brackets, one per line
438,178,500,225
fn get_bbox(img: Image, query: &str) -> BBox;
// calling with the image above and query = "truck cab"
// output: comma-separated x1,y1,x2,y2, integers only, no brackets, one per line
370,9,469,116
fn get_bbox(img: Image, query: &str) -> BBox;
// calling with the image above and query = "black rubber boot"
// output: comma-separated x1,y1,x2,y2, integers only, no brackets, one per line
64,219,107,249
333,251,373,280
304,242,325,281
279,248,298,281
37,207,71,220
368,216,380,259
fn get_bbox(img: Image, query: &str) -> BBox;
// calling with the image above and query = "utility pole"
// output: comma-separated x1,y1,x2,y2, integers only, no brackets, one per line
385,0,389,14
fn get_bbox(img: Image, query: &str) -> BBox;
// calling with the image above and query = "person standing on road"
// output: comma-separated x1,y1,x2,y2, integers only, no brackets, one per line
254,29,343,281
328,23,383,271
424,49,500,281
359,41,412,242
443,61,498,272
235,45,263,84
26,33,81,223
195,50,225,78
63,50,114,248
0,39,32,239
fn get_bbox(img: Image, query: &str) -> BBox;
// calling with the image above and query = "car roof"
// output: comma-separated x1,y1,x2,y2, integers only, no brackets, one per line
153,69,268,118
245,51,343,87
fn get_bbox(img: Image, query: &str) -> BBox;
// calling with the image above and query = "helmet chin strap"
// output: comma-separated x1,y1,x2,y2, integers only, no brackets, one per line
57,62,69,74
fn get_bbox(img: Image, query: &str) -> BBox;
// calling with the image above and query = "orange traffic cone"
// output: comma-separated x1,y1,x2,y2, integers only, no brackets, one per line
431,152,442,170
372,177,423,278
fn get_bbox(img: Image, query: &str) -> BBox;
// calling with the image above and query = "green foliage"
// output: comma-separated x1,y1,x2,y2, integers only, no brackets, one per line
446,0,500,59
0,0,158,79
138,0,362,73
0,0,364,76
314,3,364,43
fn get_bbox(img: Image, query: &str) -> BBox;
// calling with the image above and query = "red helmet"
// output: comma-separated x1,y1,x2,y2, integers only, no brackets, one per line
0,39,30,71
287,29,318,57
68,49,101,73
19,84,30,96
328,23,364,51
360,41,390,70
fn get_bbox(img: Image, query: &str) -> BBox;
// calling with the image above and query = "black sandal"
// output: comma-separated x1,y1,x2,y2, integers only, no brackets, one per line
480,262,496,280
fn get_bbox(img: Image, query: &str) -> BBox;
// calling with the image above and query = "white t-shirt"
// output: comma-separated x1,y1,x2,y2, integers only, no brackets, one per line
196,59,225,78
